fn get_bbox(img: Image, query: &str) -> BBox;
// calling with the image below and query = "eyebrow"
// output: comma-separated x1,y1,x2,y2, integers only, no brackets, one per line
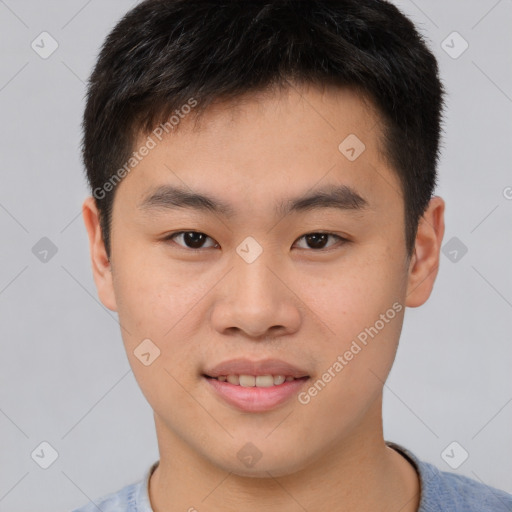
138,183,370,218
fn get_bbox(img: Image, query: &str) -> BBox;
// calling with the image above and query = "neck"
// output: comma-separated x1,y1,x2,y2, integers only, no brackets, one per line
148,396,420,512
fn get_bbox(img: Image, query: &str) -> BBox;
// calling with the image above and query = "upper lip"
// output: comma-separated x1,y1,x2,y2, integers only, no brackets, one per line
203,358,309,379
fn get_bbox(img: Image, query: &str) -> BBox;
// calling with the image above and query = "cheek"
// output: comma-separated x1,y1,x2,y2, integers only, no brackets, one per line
110,250,217,393
302,252,405,339
300,247,406,392
112,245,208,331
110,255,207,411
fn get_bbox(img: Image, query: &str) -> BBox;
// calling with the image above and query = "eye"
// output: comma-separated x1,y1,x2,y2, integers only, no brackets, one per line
163,231,347,252
164,231,218,250
293,232,347,251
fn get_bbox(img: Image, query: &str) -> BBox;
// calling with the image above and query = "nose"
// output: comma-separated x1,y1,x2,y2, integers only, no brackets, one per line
210,246,302,340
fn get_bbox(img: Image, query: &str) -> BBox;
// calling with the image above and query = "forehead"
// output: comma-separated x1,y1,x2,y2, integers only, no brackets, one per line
117,83,402,218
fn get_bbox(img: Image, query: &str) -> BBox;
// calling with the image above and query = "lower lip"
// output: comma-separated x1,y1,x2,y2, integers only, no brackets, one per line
204,376,309,413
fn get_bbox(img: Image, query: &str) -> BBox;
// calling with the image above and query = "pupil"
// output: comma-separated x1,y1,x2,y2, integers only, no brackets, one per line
307,233,327,249
185,232,205,248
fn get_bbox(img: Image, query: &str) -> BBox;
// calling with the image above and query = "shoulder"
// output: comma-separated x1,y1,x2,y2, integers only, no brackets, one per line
387,442,512,512
70,461,158,512
70,481,141,512
419,460,512,512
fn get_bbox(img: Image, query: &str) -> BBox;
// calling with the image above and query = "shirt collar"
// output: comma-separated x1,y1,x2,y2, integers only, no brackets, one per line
135,460,159,512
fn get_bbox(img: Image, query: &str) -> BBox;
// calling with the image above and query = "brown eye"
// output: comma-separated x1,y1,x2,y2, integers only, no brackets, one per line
293,232,346,250
166,231,218,250
164,231,346,252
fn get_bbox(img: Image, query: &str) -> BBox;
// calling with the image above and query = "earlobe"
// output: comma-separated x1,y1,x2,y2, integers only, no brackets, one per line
82,196,118,312
405,196,445,308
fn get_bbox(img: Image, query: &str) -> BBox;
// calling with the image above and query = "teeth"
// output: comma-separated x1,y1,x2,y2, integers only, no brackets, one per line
227,375,240,385
214,374,294,387
239,375,256,387
273,375,286,385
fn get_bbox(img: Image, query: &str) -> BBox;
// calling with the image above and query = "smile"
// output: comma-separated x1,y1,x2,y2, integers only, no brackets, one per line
203,374,310,412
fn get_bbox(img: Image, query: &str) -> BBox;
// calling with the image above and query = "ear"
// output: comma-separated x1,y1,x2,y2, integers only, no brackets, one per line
405,196,445,308
82,196,118,312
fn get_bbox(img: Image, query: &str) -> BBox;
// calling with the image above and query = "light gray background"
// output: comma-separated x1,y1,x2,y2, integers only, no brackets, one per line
0,1,511,511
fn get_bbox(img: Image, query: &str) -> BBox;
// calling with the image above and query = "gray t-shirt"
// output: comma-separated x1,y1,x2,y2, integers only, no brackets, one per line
71,441,512,511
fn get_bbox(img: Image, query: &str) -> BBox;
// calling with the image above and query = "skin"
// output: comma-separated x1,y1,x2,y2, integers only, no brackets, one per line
83,83,445,512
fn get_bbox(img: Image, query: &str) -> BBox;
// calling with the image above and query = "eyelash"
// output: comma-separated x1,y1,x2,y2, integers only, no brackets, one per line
162,231,348,252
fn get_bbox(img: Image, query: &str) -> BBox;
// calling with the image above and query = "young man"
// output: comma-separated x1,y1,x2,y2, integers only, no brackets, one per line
75,0,512,510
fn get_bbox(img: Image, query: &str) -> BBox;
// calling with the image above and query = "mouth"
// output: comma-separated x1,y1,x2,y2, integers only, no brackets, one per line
202,358,310,412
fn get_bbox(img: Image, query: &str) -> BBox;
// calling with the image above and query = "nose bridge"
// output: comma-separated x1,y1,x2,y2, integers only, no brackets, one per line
233,239,281,312
210,237,301,338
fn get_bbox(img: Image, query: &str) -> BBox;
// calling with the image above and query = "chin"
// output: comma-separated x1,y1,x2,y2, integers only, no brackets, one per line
209,443,312,479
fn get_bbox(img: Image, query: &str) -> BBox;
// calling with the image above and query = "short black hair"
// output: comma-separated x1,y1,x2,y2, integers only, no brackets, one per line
82,0,445,259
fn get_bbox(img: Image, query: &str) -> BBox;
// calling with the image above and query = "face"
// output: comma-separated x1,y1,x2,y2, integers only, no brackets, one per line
84,83,444,477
